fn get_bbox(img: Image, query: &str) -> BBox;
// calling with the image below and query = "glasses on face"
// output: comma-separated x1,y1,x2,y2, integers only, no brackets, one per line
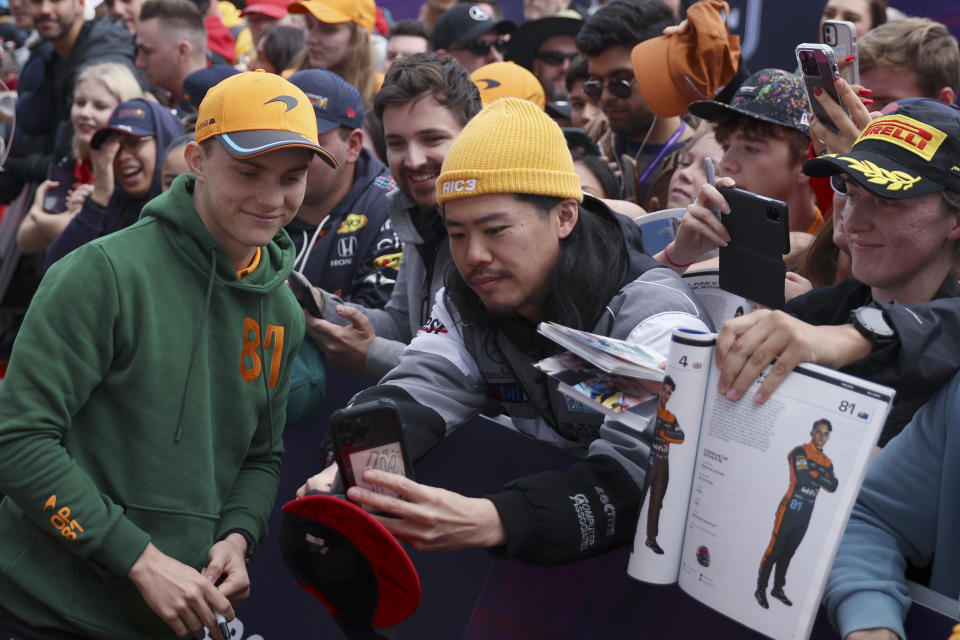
829,173,849,196
116,135,154,151
581,76,637,101
534,50,579,67
449,37,509,57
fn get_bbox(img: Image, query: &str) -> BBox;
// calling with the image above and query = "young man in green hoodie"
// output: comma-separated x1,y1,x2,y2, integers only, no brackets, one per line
0,71,335,639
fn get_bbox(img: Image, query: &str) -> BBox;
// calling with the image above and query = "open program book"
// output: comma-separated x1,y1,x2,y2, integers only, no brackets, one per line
537,326,895,640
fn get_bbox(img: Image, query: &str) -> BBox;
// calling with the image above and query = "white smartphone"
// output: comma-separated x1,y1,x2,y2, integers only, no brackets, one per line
822,19,859,85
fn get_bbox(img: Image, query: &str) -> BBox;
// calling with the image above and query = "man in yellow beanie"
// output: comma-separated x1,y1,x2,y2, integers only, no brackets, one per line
301,97,713,565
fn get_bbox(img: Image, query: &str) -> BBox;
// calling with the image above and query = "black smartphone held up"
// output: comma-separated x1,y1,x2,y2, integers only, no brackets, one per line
822,19,858,85
796,43,851,134
287,270,322,316
43,162,74,213
330,399,415,512
718,186,789,310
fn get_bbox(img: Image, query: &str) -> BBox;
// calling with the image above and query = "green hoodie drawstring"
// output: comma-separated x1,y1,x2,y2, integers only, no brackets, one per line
175,247,218,442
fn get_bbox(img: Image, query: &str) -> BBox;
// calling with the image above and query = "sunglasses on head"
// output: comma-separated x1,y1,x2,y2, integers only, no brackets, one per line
581,76,637,101
449,37,509,57
534,50,579,67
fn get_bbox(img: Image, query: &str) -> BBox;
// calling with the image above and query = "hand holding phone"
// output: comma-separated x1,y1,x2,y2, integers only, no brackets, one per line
330,399,414,513
718,186,789,310
43,164,74,213
287,270,322,316
822,20,858,85
796,43,851,134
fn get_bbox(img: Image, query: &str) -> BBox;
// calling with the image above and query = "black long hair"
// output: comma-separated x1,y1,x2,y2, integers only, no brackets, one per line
444,195,630,331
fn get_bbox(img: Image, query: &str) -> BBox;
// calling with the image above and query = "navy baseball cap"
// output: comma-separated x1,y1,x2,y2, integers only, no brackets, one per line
288,69,365,134
804,98,960,199
180,65,241,114
430,4,515,51
91,99,158,149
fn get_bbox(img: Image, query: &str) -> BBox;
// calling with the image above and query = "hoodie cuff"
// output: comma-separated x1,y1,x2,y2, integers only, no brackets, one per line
89,516,151,578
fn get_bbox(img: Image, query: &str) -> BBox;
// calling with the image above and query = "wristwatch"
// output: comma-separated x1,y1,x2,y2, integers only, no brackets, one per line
849,306,895,346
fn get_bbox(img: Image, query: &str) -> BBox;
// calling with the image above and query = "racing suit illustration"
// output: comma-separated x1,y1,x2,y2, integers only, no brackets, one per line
643,401,684,554
756,435,837,607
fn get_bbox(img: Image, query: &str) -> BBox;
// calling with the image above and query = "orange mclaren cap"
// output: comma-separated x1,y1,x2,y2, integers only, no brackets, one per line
288,0,376,33
195,70,337,167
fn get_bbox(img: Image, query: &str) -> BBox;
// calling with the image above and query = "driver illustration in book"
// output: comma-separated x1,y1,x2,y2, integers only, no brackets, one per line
642,375,685,555
755,419,838,609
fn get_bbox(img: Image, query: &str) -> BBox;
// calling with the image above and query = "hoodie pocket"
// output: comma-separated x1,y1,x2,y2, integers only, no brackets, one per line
121,502,221,569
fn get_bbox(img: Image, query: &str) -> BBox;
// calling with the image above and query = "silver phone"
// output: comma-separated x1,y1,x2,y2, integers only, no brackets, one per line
796,43,851,134
822,19,859,85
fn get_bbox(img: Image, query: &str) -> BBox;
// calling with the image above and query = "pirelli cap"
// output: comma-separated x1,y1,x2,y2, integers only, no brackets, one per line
195,70,336,167
804,98,960,199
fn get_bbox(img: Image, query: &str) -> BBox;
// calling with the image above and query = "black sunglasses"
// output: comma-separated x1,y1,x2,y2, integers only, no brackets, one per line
449,37,509,57
535,50,579,67
581,76,637,101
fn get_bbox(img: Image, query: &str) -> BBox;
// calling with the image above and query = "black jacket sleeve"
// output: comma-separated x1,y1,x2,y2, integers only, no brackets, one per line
486,453,643,566
842,299,960,400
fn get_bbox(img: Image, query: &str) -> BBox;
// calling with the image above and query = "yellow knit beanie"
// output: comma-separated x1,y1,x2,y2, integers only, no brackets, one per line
436,97,583,206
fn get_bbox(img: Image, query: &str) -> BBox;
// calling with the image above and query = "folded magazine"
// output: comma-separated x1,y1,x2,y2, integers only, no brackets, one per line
537,326,894,640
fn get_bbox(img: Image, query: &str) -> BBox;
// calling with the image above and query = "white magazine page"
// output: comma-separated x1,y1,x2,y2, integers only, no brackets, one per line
627,330,715,584
681,270,751,331
677,362,893,640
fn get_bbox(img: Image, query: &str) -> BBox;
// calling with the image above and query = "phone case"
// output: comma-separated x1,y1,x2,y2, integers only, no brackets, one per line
822,20,859,85
717,186,789,310
796,43,850,134
43,163,74,213
329,399,415,497
287,270,322,316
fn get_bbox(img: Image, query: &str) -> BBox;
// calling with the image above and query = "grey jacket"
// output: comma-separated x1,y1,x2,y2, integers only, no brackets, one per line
318,190,450,379
354,254,712,564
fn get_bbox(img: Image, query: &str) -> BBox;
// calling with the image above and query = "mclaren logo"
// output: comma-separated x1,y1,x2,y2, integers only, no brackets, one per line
265,95,298,112
476,78,500,90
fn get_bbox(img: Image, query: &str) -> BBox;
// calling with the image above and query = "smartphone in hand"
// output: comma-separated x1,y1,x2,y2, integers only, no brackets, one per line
796,43,851,134
330,399,415,512
822,19,859,85
287,270,322,316
718,186,789,310
43,162,74,213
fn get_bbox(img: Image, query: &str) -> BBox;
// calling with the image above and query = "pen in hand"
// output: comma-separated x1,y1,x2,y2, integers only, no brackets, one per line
704,156,722,222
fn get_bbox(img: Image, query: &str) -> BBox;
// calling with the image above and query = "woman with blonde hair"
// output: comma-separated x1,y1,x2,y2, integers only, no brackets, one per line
287,0,380,104
18,62,142,253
